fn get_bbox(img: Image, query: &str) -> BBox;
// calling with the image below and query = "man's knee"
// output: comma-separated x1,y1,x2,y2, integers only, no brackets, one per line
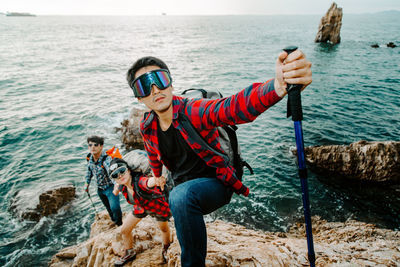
169,186,192,213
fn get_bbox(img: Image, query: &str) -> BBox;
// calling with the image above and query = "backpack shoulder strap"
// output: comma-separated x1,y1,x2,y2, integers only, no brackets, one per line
86,153,91,162
100,154,110,176
182,88,208,98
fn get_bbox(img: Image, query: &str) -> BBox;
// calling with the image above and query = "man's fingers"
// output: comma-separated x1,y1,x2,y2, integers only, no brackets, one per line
282,58,310,72
284,76,312,86
284,49,304,63
155,176,166,191
277,51,287,64
283,66,311,79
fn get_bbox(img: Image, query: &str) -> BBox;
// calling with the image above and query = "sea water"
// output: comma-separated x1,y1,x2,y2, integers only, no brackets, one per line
0,13,399,266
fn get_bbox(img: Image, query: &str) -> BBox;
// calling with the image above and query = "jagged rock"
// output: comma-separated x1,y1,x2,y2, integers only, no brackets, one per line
371,43,379,48
50,211,400,266
116,106,147,150
315,2,343,44
387,42,397,48
300,140,400,183
123,149,151,175
9,184,76,221
123,149,169,177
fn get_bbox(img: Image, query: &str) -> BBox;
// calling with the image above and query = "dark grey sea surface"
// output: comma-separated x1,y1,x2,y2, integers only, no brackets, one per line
0,13,399,266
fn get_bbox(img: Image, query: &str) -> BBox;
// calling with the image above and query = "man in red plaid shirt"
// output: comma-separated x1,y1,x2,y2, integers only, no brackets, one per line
126,51,312,266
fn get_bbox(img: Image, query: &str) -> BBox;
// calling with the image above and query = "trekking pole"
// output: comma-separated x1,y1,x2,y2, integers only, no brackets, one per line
283,46,316,267
86,190,98,214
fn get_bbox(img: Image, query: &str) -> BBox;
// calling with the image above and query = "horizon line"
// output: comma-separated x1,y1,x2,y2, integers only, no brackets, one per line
1,10,399,16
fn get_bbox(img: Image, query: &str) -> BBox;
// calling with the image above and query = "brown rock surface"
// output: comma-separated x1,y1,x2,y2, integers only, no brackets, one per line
115,106,147,150
301,140,400,183
315,2,343,44
50,211,400,266
9,184,76,221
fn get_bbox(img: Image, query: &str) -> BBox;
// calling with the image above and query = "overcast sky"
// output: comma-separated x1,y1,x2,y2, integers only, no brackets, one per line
1,0,399,15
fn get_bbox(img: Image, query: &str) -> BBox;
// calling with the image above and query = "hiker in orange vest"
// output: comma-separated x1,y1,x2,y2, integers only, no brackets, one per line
85,135,122,226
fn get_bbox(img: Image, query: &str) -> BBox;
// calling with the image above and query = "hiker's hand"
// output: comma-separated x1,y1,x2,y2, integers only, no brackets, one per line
147,177,156,188
155,176,166,191
112,183,120,196
274,49,312,98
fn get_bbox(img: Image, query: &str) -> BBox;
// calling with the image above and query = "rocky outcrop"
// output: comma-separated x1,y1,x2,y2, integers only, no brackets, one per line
9,184,76,221
300,140,400,183
115,106,147,150
315,2,343,44
50,211,400,266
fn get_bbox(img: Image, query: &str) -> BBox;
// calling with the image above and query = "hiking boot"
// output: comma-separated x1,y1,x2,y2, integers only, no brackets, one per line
161,243,170,263
114,249,136,267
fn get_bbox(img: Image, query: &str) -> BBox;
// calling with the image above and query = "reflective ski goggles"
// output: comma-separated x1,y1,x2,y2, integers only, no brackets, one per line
110,166,127,179
130,69,172,98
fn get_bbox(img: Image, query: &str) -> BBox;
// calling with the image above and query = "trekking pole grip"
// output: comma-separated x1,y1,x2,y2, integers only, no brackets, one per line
283,46,303,121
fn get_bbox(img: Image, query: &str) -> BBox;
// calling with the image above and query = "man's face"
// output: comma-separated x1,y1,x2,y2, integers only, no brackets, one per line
88,142,102,155
136,65,173,114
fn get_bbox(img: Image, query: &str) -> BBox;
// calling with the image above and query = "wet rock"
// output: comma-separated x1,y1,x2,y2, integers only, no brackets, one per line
371,43,379,48
387,42,397,48
9,184,76,221
50,211,400,266
116,106,147,150
299,140,400,183
315,2,343,44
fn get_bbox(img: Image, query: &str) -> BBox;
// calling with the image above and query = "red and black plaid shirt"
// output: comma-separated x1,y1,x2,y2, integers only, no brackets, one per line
140,79,281,197
120,174,170,218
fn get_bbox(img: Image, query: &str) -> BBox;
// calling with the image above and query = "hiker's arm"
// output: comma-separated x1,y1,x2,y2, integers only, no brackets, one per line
187,50,312,129
185,80,279,129
85,165,92,191
143,137,163,177
112,183,120,195
140,175,163,193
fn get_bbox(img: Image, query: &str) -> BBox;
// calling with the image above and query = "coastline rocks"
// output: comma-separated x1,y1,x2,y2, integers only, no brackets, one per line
301,140,400,183
115,106,147,150
50,211,400,266
9,184,76,221
315,2,343,44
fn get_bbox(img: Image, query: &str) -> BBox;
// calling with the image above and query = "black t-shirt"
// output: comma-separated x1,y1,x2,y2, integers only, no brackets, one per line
157,121,216,186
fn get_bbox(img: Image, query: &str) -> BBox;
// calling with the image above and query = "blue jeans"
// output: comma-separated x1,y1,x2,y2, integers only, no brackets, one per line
97,184,122,225
169,178,232,267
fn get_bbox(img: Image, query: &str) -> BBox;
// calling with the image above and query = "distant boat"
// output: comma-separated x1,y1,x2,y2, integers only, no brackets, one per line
162,13,167,16
6,12,36,17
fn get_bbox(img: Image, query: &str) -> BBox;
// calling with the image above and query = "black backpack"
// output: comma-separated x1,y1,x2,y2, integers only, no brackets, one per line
181,89,254,181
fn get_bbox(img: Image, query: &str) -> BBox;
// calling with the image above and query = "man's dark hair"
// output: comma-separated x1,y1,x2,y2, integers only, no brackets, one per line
126,56,170,87
87,135,104,145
